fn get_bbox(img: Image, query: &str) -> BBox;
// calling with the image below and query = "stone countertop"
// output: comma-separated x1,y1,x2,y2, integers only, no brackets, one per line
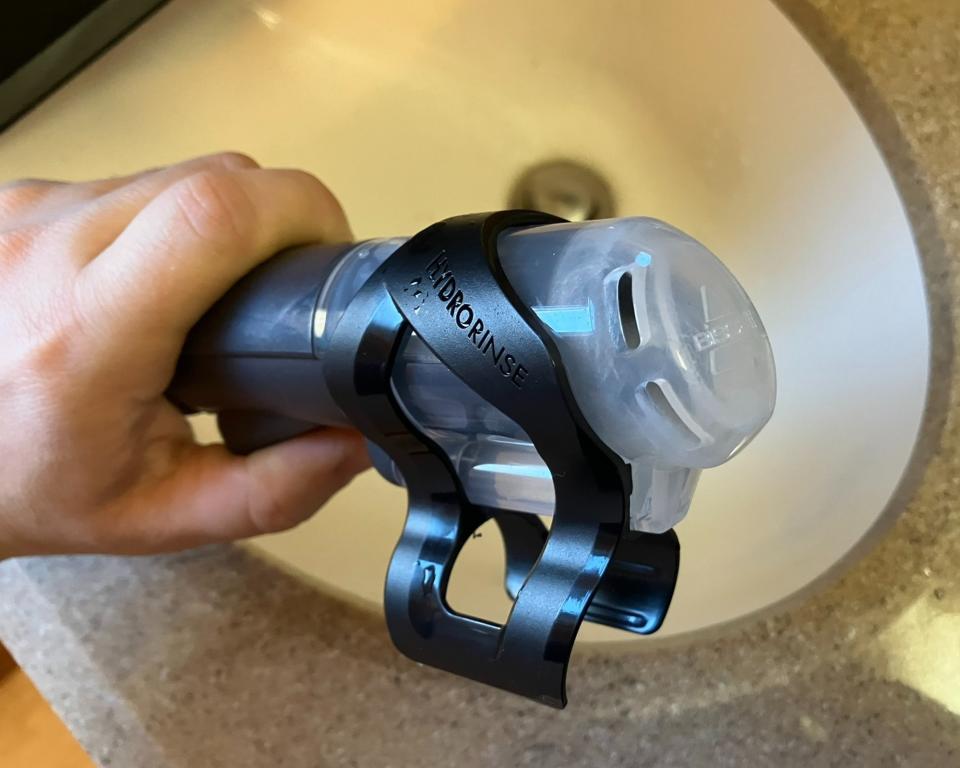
2,0,959,765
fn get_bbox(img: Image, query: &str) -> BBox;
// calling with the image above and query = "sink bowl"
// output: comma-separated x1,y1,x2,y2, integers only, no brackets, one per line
0,0,929,642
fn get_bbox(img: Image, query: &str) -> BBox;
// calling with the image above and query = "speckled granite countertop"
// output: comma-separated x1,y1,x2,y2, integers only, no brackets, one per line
2,1,959,766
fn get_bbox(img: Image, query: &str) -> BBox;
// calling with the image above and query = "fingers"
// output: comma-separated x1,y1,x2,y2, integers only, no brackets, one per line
0,153,261,261
2,152,258,226
75,165,350,349
87,152,258,199
106,428,370,552
58,152,261,258
0,153,259,282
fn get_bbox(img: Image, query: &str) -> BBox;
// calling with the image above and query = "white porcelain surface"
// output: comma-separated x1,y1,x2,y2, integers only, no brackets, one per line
0,0,929,641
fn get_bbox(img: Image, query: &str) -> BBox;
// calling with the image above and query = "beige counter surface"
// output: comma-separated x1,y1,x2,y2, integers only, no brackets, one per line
1,0,959,765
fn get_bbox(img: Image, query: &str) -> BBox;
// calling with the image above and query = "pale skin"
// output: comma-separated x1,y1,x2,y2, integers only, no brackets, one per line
0,152,370,559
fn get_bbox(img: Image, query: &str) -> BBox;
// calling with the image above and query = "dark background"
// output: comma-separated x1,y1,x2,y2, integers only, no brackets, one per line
1,2,108,81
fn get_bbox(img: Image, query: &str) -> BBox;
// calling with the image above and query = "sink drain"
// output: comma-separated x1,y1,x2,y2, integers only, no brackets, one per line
508,159,616,221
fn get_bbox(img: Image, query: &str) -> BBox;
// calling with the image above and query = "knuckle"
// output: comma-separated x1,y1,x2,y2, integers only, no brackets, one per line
213,151,259,170
294,170,343,213
0,226,37,262
172,170,255,246
0,179,55,216
248,488,296,535
285,169,350,240
13,309,76,391
79,177,124,197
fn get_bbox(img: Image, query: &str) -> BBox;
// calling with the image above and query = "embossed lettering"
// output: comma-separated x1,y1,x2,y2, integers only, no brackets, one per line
426,255,451,287
482,334,504,365
437,276,457,301
446,290,464,316
418,255,531,389
456,304,474,329
467,318,485,343
511,365,528,388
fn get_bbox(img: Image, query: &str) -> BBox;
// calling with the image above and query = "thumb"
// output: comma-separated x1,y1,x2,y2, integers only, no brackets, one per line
109,428,370,553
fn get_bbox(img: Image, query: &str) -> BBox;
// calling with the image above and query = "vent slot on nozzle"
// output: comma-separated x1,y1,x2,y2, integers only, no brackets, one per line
617,271,642,349
643,380,702,449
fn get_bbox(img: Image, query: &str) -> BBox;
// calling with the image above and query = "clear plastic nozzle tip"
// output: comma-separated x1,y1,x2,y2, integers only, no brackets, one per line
498,217,776,470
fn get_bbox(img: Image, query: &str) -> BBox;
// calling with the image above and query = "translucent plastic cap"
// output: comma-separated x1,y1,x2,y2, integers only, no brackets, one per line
498,218,777,469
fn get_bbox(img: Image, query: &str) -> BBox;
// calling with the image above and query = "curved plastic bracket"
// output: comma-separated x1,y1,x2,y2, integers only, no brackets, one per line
494,512,679,635
326,212,676,707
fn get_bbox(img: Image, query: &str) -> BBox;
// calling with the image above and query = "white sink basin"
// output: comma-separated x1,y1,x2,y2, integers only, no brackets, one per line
0,0,929,642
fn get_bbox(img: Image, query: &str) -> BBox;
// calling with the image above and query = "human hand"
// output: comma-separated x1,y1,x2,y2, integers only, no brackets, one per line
0,153,369,558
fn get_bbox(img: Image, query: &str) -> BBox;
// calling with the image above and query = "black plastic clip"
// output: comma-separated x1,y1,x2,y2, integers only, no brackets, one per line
326,212,679,707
